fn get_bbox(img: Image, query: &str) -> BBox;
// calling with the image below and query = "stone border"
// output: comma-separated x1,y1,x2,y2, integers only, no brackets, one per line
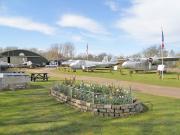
50,89,144,117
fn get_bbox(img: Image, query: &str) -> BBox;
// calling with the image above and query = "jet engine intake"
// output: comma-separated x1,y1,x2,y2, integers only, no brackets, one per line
148,57,159,64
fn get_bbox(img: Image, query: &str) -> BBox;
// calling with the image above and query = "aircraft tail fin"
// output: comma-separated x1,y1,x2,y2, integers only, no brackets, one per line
22,58,25,63
110,57,118,62
102,56,109,63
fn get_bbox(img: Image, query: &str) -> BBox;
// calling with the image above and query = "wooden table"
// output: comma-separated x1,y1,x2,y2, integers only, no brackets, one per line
30,73,48,82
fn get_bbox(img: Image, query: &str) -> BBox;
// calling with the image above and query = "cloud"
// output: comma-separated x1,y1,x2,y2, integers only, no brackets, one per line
71,35,84,42
116,0,180,45
0,16,55,35
57,14,108,34
105,0,119,11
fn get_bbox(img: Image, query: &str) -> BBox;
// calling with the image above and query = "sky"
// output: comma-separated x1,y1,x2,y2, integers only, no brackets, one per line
0,0,179,56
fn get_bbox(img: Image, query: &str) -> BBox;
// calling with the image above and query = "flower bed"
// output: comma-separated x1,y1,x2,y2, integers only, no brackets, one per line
50,79,144,117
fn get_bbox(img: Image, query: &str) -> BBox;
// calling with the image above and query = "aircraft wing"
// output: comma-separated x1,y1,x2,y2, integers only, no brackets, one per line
118,58,128,61
81,61,95,68
61,60,76,66
157,57,180,61
84,64,96,68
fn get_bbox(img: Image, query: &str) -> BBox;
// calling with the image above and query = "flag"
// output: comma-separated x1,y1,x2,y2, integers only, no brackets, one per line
161,30,164,49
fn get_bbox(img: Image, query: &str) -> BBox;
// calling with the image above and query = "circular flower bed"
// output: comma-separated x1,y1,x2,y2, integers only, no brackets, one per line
50,78,144,117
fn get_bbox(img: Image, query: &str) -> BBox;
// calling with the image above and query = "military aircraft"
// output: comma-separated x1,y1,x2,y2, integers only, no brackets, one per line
0,61,12,71
69,57,119,71
61,60,77,67
22,58,33,67
121,56,180,71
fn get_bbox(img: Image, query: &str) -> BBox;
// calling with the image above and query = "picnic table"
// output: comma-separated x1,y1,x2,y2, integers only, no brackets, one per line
30,73,48,82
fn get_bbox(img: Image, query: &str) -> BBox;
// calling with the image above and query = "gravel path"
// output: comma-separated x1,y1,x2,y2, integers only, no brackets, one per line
29,68,180,99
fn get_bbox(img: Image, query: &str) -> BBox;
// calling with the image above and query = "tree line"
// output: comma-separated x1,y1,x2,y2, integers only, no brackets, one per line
0,44,179,62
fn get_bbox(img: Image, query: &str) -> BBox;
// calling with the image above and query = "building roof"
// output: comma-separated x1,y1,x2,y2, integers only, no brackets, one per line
0,49,48,66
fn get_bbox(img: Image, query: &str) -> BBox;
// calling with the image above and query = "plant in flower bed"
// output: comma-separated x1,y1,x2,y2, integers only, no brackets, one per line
52,78,134,105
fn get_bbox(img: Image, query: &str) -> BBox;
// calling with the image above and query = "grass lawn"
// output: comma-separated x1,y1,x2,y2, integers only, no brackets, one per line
0,80,179,135
56,68,180,88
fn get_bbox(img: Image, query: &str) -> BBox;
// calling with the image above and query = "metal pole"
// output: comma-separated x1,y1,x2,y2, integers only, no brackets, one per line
161,47,164,80
86,43,88,72
87,43,88,61
161,27,164,80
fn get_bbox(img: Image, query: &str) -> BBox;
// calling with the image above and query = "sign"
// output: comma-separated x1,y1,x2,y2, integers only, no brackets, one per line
113,66,118,71
157,65,165,71
0,73,4,78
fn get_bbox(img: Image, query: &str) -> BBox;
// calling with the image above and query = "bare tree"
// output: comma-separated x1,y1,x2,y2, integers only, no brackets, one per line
46,42,75,60
47,44,60,60
97,53,107,61
142,45,160,57
141,45,168,57
169,50,175,56
130,53,142,58
62,42,75,58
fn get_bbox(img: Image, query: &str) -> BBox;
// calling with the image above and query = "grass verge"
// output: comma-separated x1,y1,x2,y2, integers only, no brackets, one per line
56,68,180,88
0,80,179,135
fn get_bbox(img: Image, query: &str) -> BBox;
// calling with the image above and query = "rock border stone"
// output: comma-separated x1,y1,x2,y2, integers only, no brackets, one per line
50,89,144,118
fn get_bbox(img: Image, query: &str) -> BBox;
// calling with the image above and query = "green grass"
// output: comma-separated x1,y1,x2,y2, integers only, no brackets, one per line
56,68,180,88
0,80,180,135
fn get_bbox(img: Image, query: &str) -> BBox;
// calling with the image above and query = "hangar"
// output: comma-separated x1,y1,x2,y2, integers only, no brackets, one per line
0,49,48,66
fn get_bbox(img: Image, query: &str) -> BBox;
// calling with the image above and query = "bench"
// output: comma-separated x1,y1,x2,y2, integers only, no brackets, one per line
31,73,48,82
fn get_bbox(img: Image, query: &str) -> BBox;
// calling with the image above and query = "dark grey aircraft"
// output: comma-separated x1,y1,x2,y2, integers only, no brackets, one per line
0,61,11,71
122,56,180,71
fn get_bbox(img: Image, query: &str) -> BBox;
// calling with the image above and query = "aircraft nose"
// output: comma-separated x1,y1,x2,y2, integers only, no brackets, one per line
70,63,75,67
122,62,128,68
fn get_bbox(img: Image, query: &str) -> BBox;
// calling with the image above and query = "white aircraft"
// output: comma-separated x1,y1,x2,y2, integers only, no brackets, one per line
61,60,77,67
69,56,119,71
22,58,33,67
122,56,180,71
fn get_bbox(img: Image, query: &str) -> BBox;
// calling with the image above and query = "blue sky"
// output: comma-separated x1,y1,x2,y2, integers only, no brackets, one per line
0,0,179,56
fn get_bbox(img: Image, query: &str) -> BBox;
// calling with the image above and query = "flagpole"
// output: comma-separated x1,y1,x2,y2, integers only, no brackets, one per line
161,43,164,80
86,43,89,71
161,27,164,80
86,43,88,61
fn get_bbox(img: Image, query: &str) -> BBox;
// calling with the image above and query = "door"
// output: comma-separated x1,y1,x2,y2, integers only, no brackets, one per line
7,57,10,63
